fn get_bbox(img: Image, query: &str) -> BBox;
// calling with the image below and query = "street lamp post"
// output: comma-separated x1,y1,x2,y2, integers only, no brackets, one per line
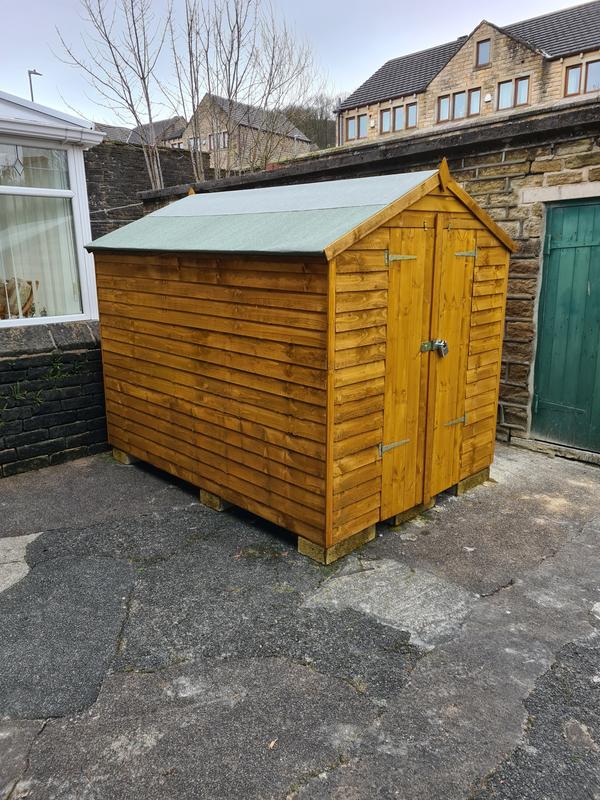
27,69,43,102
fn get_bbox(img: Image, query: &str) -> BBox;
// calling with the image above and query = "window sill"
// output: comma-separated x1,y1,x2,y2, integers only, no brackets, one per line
0,313,96,329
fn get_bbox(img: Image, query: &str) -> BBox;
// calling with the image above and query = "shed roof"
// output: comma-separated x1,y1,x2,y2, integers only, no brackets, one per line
87,170,437,256
87,165,516,257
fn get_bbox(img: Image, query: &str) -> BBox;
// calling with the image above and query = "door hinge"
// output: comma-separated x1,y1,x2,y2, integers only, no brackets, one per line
378,438,410,457
384,249,417,266
444,413,467,427
455,249,477,258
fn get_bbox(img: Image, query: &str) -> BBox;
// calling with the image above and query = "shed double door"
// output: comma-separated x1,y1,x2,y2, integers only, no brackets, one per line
380,222,475,520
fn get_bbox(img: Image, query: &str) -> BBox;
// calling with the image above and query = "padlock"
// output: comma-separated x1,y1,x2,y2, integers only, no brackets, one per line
433,339,449,357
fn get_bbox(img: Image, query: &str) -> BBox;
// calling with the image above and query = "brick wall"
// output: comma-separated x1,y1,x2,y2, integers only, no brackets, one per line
0,323,107,477
84,141,207,238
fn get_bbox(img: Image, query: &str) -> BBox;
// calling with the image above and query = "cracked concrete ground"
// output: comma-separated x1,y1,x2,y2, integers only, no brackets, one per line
1,444,600,799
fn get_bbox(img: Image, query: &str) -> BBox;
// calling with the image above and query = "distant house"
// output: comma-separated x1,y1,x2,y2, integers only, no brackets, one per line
337,0,600,145
182,93,312,171
94,116,187,148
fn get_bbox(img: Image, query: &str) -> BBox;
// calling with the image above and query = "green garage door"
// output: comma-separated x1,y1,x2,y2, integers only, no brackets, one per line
533,201,600,452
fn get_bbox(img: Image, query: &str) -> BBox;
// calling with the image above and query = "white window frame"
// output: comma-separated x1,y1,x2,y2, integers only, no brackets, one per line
0,135,97,328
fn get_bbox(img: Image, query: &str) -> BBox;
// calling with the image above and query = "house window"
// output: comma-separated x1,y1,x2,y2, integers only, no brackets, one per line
208,133,215,150
468,88,481,116
565,64,582,95
220,131,229,149
438,96,450,122
357,114,368,138
0,143,82,322
346,117,357,141
498,80,513,109
453,91,466,119
585,60,600,92
380,109,391,133
406,103,418,128
393,106,405,131
476,39,491,67
515,76,529,106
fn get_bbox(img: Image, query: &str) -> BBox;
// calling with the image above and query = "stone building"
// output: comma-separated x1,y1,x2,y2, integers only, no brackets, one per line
337,2,600,148
182,93,312,172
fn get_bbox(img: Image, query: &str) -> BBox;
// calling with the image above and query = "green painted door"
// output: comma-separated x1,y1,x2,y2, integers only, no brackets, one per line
533,201,600,452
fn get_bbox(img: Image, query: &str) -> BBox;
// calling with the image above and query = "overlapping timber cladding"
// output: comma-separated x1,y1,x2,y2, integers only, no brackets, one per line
87,159,515,563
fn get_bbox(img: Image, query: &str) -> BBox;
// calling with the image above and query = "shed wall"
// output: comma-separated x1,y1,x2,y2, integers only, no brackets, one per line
94,252,329,543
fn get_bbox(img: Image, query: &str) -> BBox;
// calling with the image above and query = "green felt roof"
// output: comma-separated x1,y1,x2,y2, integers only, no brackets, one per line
87,170,438,255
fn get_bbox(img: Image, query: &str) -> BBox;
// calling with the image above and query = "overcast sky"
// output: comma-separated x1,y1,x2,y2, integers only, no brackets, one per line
2,0,587,124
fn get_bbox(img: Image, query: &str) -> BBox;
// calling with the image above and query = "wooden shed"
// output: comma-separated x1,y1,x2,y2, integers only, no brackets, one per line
88,161,515,563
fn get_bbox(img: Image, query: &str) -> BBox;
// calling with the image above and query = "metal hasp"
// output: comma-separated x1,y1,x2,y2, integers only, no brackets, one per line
378,438,410,458
420,339,449,357
384,250,417,266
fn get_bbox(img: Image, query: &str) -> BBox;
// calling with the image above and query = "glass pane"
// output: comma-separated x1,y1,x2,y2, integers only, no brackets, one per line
566,66,581,94
406,103,417,127
498,81,513,109
0,195,81,320
453,92,466,119
393,106,405,130
516,77,529,105
346,117,356,139
477,40,490,66
586,61,600,91
358,115,368,138
0,145,69,189
469,89,481,115
438,96,450,121
380,110,391,133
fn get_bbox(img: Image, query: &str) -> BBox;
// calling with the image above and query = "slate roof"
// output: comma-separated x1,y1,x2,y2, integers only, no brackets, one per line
505,0,600,58
339,0,600,110
87,169,437,255
94,116,187,145
209,95,311,143
93,122,131,143
340,38,467,110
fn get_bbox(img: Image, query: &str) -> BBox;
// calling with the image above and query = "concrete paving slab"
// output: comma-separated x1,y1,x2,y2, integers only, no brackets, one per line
0,444,600,799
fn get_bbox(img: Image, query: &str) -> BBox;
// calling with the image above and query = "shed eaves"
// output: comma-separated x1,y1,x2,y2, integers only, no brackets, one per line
87,169,437,255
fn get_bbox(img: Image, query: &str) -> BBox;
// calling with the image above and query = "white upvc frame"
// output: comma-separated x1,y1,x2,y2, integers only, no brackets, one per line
0,135,98,328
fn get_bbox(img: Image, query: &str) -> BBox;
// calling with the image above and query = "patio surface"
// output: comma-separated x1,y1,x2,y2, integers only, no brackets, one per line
1,443,600,799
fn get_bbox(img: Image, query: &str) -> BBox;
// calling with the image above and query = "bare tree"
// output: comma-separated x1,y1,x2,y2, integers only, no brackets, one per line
169,0,318,179
240,5,315,171
58,0,170,190
166,0,206,181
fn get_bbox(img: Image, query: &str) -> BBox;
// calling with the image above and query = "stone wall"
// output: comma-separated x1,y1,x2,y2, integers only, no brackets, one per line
140,101,600,444
84,141,206,238
0,323,107,477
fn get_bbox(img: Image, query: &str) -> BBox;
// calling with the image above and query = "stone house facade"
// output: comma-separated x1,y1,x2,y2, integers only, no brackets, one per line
337,3,600,148
182,94,312,173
